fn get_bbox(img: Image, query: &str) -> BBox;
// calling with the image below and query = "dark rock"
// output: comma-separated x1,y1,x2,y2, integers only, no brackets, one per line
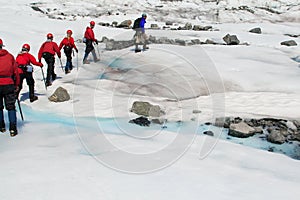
249,27,262,34
202,26,213,31
267,130,286,144
281,40,297,46
293,120,300,129
193,25,203,31
129,116,151,127
131,101,163,117
112,21,118,27
205,39,217,44
203,131,214,136
191,39,201,45
175,39,186,46
284,34,300,38
166,21,173,26
150,24,160,29
184,22,193,30
229,122,256,138
223,34,240,45
192,110,201,114
48,87,70,102
31,6,44,14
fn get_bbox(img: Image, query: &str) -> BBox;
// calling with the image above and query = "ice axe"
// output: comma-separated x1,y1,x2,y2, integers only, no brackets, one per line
17,98,24,121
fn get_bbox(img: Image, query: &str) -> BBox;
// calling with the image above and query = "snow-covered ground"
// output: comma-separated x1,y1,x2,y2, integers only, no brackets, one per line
0,0,300,199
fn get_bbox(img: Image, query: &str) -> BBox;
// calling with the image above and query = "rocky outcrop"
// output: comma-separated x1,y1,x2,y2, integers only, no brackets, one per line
213,117,300,145
48,87,70,102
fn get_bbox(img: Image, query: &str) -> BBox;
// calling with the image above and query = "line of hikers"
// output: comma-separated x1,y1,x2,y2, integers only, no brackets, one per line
0,14,148,137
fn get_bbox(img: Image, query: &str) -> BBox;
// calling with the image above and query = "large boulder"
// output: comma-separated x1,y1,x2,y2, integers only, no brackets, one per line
281,40,297,46
249,27,262,34
267,130,286,144
223,34,240,45
228,121,256,138
117,20,132,28
48,87,70,102
131,101,164,117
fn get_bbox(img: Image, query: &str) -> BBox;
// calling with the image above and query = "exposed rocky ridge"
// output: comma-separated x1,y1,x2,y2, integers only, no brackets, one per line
214,117,300,145
29,0,300,23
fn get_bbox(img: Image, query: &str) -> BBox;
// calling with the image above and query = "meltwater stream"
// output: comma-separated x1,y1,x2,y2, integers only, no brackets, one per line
9,105,300,161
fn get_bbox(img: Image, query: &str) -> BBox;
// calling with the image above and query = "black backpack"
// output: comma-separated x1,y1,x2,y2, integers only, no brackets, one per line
132,17,142,30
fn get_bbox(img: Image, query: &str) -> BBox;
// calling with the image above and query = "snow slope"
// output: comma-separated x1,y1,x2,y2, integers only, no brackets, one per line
0,0,300,200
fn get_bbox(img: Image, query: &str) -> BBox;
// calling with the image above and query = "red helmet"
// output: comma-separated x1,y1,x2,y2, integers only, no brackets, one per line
0,39,3,47
90,21,95,26
22,43,30,51
47,33,53,39
67,30,72,35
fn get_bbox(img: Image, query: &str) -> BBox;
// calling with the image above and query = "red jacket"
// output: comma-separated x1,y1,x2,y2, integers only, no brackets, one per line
84,27,97,41
38,41,61,60
0,49,20,86
16,52,43,74
59,37,78,51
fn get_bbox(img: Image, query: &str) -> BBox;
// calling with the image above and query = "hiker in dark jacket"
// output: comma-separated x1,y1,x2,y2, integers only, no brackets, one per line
133,13,148,52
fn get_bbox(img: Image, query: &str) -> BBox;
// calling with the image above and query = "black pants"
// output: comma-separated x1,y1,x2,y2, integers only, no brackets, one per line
43,52,56,83
0,85,16,111
64,46,73,71
18,72,35,98
83,40,94,61
64,46,73,63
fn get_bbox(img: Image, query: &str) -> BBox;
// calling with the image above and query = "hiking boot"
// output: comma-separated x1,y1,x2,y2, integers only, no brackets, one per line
94,58,100,62
135,49,141,53
30,95,38,103
0,121,5,133
9,124,18,137
0,121,6,133
46,82,52,87
83,59,90,64
65,70,71,74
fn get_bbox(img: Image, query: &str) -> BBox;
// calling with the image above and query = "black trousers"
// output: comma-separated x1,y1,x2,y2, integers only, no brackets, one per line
18,72,35,98
0,85,16,111
43,52,56,83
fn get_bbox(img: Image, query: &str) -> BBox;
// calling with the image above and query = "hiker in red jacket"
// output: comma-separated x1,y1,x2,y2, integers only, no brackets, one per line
83,21,99,64
16,44,43,102
38,33,61,86
0,38,20,137
59,30,78,74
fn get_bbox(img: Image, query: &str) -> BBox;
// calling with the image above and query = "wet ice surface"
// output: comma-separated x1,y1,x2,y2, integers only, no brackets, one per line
10,105,300,160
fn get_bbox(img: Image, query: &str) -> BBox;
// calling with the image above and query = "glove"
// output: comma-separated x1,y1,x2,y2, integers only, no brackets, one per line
75,48,78,53
95,40,98,45
39,59,41,63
